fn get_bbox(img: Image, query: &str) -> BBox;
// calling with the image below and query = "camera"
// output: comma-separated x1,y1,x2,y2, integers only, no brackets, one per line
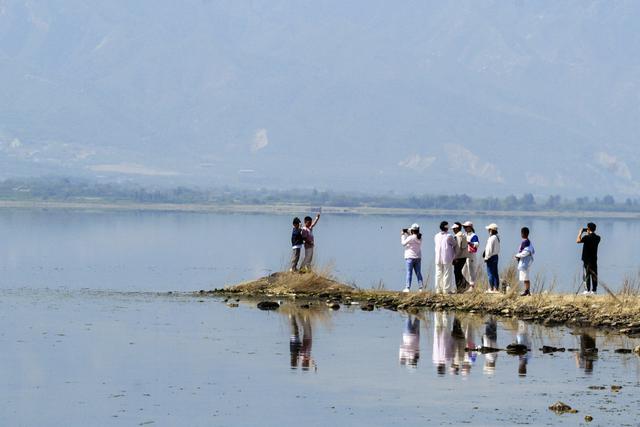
402,228,408,233
582,228,588,233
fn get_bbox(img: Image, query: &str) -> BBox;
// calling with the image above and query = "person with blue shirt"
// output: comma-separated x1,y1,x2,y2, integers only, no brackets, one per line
462,221,479,292
514,227,535,296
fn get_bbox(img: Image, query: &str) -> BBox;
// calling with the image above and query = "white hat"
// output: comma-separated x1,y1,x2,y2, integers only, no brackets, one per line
451,223,461,229
485,223,499,231
462,221,473,227
410,223,420,230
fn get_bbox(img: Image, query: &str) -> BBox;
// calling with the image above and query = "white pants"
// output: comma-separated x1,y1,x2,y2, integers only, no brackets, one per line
435,263,454,294
463,256,477,285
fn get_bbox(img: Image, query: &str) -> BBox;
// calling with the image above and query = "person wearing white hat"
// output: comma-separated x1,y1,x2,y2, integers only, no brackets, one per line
401,223,423,292
462,221,479,292
483,223,501,293
434,221,457,294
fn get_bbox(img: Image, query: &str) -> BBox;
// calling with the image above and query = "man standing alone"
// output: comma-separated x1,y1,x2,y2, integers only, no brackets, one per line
576,222,601,295
434,221,457,294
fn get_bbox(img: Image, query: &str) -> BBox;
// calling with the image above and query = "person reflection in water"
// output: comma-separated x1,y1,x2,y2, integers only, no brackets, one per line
451,316,467,375
483,316,498,374
516,321,531,377
433,312,454,375
575,331,598,374
462,317,478,376
290,314,314,371
399,315,420,367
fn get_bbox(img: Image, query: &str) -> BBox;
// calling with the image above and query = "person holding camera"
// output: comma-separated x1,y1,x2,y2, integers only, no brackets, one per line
401,224,423,292
576,222,601,295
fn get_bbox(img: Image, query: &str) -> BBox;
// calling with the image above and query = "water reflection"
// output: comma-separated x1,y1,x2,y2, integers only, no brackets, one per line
433,312,453,375
399,315,420,367
516,321,531,376
451,317,467,375
462,317,478,375
277,306,635,382
483,316,498,374
289,314,314,371
576,331,598,374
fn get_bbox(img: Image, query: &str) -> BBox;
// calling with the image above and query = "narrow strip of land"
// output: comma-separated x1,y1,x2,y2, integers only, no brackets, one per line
206,272,640,338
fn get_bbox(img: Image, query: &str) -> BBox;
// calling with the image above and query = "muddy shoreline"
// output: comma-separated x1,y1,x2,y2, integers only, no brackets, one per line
202,272,640,339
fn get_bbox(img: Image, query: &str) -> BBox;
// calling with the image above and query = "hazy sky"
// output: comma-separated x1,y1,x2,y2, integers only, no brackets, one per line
1,0,639,197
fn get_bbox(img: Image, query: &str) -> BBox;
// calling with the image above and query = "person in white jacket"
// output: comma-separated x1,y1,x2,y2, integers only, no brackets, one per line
483,223,501,293
434,221,457,294
514,227,535,296
401,223,423,292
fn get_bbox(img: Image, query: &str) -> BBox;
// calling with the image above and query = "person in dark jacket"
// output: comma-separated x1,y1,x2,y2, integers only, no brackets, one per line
290,217,304,272
576,222,601,295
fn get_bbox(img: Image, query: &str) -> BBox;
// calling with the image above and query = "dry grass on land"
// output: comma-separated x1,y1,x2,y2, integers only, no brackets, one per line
230,271,355,295
220,270,640,335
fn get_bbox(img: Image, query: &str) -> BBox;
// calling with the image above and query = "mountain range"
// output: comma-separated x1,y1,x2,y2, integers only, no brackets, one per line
1,0,639,197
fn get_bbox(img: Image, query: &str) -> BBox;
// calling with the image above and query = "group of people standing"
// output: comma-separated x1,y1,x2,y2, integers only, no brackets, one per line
288,214,600,296
402,221,536,296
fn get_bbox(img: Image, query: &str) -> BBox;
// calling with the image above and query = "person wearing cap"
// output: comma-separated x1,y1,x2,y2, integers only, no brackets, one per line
462,221,479,292
452,222,469,292
483,223,501,293
434,221,457,294
401,223,423,292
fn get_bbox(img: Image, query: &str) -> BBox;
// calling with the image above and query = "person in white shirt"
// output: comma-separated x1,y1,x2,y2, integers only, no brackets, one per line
300,213,320,271
401,223,423,292
434,221,457,294
514,227,535,297
483,223,501,293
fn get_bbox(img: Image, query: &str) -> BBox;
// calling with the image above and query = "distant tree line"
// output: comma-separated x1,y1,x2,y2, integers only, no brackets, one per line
1,177,639,213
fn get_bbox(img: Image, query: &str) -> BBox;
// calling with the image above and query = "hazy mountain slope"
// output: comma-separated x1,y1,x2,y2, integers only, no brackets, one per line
1,0,638,196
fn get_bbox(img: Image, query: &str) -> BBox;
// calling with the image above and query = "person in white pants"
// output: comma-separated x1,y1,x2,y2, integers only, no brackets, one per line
462,221,480,292
434,221,457,294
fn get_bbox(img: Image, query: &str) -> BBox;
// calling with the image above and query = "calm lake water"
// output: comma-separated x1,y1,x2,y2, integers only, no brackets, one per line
0,289,638,426
1,209,639,425
0,209,637,293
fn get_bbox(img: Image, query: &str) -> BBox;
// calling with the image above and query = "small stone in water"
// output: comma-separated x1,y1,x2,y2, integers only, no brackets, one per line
549,401,577,414
256,301,279,310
